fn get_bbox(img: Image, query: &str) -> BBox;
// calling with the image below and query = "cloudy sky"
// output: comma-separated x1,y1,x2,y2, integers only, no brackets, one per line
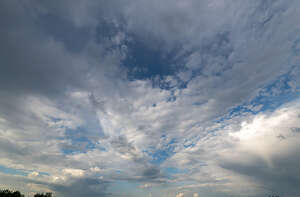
0,1,300,197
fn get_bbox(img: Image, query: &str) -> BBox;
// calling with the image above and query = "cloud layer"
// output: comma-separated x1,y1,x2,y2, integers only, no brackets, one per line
0,0,300,197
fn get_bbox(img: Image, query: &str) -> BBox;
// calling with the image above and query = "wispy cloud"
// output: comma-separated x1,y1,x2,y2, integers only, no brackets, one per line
0,0,299,196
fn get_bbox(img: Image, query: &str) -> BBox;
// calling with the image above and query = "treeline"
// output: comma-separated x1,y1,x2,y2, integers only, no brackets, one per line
0,189,52,197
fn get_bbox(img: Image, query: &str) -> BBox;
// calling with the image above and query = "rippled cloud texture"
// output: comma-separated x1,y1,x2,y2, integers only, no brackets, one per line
0,1,300,197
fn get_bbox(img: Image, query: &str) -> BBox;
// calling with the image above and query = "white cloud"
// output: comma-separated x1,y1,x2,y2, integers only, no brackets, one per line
0,0,300,196
176,193,184,197
140,183,152,189
63,169,85,178
164,99,300,195
28,172,39,178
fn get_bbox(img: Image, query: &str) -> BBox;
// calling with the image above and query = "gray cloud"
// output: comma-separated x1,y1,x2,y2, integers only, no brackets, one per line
50,178,110,197
0,0,300,197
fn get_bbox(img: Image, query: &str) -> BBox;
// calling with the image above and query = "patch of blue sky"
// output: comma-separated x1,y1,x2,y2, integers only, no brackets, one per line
120,28,236,92
0,165,49,177
146,137,177,165
115,170,123,174
0,165,28,176
217,66,300,123
121,37,186,90
62,149,76,155
149,149,174,165
61,128,97,155
164,167,189,176
38,172,50,176
246,67,300,113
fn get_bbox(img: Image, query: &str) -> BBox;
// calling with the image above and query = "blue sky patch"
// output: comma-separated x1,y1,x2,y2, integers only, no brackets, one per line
164,167,189,175
0,165,28,176
1,1,300,197
61,128,96,155
123,39,182,81
147,138,177,165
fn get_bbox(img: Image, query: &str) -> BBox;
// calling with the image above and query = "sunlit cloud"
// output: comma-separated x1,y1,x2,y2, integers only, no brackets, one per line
0,0,299,196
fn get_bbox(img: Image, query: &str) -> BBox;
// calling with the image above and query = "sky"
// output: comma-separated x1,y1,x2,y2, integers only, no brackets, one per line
0,1,300,197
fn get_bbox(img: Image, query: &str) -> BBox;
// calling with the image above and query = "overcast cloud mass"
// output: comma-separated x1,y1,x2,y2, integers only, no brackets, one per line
0,1,300,197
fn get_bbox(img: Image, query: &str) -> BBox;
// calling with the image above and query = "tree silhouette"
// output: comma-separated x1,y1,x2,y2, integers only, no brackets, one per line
0,189,52,197
34,193,52,197
0,189,24,197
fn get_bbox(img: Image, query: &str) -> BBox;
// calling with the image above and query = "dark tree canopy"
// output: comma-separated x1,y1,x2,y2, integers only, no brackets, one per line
34,193,52,197
0,189,52,197
0,190,24,197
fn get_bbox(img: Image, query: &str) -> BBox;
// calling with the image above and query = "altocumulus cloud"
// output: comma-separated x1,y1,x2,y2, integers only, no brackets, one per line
0,0,300,197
